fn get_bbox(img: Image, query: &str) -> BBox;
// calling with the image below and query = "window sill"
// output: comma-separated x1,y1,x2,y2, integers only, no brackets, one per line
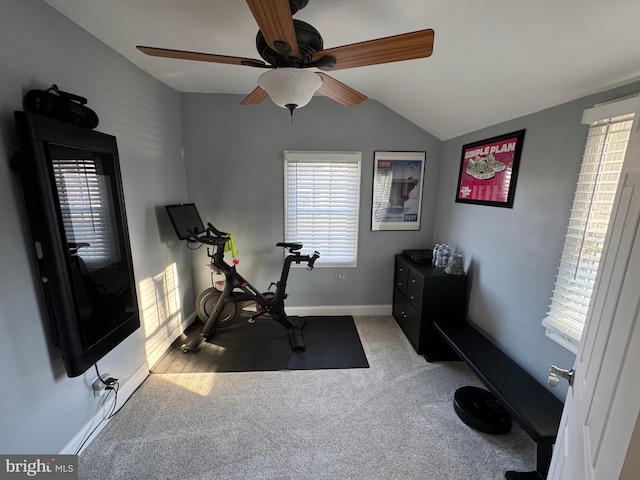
544,327,579,354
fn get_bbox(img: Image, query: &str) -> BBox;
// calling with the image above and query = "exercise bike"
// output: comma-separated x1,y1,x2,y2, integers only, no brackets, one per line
168,205,320,353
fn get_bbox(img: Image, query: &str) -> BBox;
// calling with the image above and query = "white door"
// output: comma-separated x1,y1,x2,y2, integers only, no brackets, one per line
548,101,640,479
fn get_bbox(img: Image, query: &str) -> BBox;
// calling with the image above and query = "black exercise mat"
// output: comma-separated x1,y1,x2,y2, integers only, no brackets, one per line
151,315,369,373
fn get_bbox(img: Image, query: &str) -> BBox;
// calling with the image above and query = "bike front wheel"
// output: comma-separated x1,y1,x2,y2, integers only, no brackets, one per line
196,287,238,328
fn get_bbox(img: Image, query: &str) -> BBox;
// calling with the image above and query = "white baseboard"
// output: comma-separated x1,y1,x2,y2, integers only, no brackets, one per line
61,361,150,455
285,304,392,316
62,311,199,455
182,311,197,329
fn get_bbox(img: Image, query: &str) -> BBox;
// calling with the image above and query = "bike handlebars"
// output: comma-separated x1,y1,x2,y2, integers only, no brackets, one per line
305,251,320,271
187,223,320,269
186,222,230,247
207,222,227,237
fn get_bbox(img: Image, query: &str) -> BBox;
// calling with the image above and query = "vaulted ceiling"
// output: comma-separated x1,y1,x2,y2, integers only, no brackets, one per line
44,0,640,140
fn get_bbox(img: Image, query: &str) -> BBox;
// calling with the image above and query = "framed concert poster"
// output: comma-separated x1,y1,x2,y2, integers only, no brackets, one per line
455,130,526,208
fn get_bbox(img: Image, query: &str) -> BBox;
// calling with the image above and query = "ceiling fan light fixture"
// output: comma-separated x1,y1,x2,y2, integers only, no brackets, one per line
257,68,322,113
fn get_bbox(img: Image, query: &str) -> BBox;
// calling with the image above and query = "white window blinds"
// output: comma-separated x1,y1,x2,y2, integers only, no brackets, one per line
284,151,361,267
543,102,635,353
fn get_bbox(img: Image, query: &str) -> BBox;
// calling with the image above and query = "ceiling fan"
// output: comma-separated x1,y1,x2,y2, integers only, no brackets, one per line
137,0,434,116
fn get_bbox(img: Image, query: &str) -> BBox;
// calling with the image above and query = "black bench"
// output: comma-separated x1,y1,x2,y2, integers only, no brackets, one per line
433,320,564,480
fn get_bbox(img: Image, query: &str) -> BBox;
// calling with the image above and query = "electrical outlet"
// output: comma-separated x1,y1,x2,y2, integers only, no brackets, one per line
92,373,112,397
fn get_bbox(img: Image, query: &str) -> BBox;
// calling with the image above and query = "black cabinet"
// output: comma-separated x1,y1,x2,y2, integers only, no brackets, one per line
392,254,467,361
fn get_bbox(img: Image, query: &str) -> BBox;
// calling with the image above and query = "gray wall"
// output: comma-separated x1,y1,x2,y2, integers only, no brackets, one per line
181,94,441,306
434,81,640,399
0,0,191,453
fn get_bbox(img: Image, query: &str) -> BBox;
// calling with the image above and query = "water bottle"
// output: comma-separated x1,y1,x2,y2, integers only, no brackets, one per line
432,244,440,265
436,246,445,268
442,244,451,267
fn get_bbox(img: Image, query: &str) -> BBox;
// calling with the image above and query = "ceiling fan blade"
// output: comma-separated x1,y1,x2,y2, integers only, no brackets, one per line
316,73,367,107
312,29,434,71
245,0,299,56
137,46,266,67
240,86,269,105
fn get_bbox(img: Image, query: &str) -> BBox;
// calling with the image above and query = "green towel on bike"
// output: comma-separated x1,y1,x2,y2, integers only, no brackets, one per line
224,233,238,258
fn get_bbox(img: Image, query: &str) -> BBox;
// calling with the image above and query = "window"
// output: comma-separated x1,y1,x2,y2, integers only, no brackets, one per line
543,96,636,353
284,151,361,267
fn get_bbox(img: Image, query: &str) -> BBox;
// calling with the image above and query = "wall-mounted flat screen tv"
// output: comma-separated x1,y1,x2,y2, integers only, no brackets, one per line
13,111,140,377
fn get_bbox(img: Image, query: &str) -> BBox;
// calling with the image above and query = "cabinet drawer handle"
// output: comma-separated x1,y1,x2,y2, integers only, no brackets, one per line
411,279,415,283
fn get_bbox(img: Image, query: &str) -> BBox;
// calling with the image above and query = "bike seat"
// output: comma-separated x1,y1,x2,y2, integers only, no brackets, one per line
276,242,303,251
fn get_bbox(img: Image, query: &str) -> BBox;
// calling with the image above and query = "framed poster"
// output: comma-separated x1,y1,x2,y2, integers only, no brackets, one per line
455,129,525,208
371,151,425,230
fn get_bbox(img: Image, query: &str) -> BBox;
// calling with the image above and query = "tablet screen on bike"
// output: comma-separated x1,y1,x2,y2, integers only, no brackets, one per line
165,203,205,240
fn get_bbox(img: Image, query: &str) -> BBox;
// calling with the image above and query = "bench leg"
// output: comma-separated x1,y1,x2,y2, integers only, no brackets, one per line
504,473,543,480
504,442,552,480
536,443,553,478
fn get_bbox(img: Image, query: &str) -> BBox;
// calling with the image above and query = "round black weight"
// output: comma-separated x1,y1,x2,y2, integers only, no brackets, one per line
453,386,512,435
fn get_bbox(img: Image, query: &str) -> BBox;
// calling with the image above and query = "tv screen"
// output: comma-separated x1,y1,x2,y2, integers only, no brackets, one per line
13,111,140,377
165,203,205,240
